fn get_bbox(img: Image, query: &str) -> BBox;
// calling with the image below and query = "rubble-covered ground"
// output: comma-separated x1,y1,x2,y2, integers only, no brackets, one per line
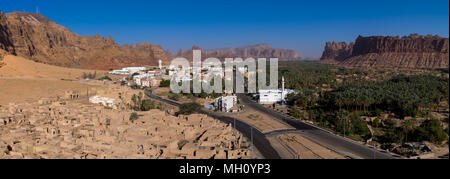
0,99,252,159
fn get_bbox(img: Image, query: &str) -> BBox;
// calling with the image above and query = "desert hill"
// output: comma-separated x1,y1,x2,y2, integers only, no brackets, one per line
0,55,104,80
320,34,449,69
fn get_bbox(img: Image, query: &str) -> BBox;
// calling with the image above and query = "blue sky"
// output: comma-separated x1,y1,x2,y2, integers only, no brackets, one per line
1,0,449,58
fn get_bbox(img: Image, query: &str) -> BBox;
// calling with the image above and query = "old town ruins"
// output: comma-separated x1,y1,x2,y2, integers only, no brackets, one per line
0,80,252,159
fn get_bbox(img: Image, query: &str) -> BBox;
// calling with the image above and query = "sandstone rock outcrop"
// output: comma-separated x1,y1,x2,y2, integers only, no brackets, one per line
0,11,173,70
320,34,449,69
0,11,14,54
0,11,13,66
320,41,353,63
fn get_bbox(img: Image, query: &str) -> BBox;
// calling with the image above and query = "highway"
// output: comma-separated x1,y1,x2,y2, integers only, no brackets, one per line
144,90,281,159
237,94,394,159
145,88,394,159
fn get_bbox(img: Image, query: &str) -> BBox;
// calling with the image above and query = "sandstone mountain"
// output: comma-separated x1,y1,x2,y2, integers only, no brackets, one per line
176,44,300,62
0,11,173,70
204,44,301,60
320,41,353,63
320,34,449,69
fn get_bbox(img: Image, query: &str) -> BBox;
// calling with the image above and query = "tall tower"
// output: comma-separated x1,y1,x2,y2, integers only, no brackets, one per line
281,76,286,103
158,59,162,69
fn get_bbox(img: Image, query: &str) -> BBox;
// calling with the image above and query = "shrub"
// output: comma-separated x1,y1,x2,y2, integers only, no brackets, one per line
168,93,181,101
140,99,155,111
82,72,97,79
349,114,370,136
177,140,189,150
179,102,202,115
290,108,302,119
159,79,170,87
412,119,448,144
129,112,139,122
98,76,112,81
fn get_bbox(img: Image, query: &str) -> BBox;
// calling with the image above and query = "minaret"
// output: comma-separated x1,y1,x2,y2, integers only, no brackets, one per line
158,59,162,69
281,76,286,102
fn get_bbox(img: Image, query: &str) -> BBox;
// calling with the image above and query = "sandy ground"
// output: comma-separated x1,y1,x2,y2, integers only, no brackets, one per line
0,78,99,105
279,134,346,159
428,142,449,159
0,55,105,80
0,55,105,105
226,108,294,133
153,87,171,95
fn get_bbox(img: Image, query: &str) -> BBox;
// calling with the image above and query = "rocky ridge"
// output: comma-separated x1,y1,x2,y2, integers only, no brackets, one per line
176,44,301,61
205,44,300,60
320,34,449,69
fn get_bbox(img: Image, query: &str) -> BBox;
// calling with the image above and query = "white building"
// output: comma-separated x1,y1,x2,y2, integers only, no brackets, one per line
89,96,116,108
140,78,161,87
133,74,153,86
141,79,150,87
109,67,147,75
258,77,295,104
109,70,131,75
123,67,147,74
214,95,238,112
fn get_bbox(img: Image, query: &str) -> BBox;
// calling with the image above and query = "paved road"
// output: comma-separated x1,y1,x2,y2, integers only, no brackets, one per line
144,90,281,159
237,94,394,159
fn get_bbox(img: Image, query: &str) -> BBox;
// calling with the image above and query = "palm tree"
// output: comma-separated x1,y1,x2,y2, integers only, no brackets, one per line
402,118,417,143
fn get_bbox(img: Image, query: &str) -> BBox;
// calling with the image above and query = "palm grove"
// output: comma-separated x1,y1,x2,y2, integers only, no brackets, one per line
281,61,449,146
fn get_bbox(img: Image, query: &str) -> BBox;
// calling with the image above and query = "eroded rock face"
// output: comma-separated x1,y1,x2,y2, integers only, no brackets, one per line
320,41,353,63
0,11,173,70
320,34,449,69
0,11,14,56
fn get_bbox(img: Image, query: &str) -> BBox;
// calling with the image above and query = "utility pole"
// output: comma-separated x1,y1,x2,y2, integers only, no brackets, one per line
343,117,346,138
251,127,254,154
87,87,89,102
373,144,376,159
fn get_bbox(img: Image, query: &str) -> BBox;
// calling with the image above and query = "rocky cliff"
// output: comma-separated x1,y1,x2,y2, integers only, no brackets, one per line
0,11,172,70
320,34,449,69
320,41,353,63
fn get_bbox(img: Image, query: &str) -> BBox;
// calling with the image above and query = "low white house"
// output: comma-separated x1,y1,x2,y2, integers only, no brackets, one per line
89,96,116,108
258,77,295,104
109,67,147,75
109,70,131,75
133,74,153,86
123,67,147,74
214,95,238,112
141,79,150,87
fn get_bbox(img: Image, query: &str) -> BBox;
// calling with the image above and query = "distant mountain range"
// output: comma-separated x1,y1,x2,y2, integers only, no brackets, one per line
0,10,302,70
175,44,301,61
204,44,301,60
320,34,449,69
